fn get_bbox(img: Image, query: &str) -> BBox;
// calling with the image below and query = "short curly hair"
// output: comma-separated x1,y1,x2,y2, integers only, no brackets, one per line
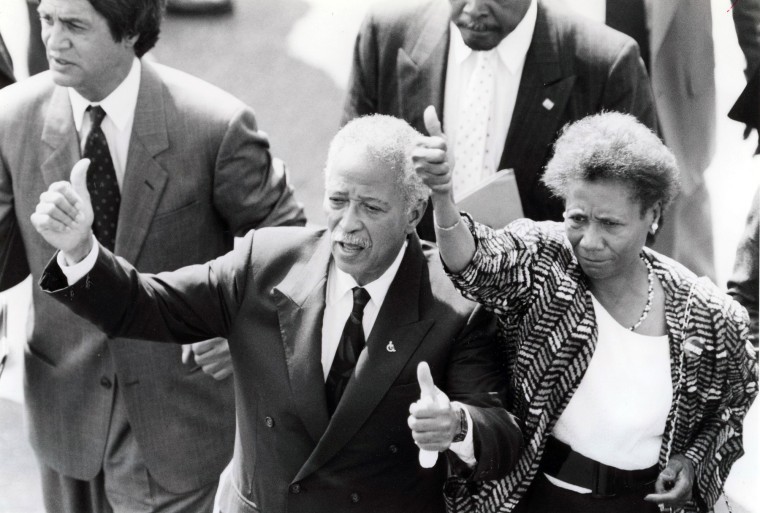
88,0,166,57
542,112,680,215
325,114,430,212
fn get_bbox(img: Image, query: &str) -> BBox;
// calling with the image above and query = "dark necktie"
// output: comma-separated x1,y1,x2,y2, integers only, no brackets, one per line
325,287,371,416
606,0,650,72
83,105,120,251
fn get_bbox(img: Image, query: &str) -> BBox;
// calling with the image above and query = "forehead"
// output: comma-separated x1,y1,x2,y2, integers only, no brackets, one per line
566,180,639,216
326,147,402,195
39,0,96,17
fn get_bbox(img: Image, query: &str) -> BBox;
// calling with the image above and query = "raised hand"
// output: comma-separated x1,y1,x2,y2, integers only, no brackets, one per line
30,159,95,263
409,361,458,468
412,105,453,197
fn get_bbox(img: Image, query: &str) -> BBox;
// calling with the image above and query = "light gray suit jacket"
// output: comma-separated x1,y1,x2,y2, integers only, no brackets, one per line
0,59,305,492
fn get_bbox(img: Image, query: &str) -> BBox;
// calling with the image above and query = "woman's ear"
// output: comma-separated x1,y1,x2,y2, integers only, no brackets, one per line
649,202,662,235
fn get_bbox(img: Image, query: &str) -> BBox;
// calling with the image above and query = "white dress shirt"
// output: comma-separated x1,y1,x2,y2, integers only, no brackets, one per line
59,238,477,465
443,0,537,176
548,294,671,493
68,57,141,189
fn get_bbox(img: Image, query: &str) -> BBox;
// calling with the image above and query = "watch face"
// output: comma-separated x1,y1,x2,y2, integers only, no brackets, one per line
452,407,468,443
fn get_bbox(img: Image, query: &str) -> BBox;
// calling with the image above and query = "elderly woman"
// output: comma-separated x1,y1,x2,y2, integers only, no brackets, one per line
414,109,758,513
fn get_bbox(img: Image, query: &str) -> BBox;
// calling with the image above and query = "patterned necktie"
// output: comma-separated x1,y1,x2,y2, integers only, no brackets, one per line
83,105,120,251
453,49,497,198
325,287,371,416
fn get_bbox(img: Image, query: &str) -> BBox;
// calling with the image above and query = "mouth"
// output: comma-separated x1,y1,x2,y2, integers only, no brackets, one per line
459,21,498,33
337,241,366,254
48,55,74,67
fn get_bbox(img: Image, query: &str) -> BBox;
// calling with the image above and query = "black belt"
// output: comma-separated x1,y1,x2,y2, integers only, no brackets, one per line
539,436,659,498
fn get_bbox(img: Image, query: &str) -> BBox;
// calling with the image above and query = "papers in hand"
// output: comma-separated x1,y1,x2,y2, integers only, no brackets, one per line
454,169,524,229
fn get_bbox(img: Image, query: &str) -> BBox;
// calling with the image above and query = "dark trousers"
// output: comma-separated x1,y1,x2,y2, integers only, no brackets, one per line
515,472,661,513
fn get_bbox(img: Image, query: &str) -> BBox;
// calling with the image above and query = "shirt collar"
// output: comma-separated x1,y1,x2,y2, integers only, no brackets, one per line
328,240,409,308
69,57,141,132
449,0,537,74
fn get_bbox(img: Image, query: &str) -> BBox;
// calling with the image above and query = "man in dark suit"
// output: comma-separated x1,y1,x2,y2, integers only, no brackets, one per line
342,0,656,240
0,0,305,511
31,114,522,513
0,0,47,88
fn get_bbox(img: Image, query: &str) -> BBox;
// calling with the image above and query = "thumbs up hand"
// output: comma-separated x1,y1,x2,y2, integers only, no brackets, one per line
412,105,454,198
409,362,459,467
30,159,95,263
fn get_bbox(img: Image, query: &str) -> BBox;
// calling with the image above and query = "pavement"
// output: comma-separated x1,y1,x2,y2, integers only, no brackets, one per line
0,1,758,512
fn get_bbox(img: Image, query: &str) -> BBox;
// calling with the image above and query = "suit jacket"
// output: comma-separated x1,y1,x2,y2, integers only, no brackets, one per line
0,60,306,492
41,228,522,513
342,0,656,238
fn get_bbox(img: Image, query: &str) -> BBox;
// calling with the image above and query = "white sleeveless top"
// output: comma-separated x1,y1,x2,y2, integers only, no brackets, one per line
547,294,671,492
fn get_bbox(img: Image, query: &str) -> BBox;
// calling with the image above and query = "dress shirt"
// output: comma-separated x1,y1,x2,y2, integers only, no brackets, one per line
0,0,31,80
443,0,537,177
59,237,476,465
68,57,141,189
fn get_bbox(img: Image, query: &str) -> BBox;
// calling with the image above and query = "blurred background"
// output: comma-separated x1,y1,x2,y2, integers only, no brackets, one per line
0,0,757,511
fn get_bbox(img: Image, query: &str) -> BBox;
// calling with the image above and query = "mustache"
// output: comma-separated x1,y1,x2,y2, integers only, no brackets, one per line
457,19,498,31
331,231,371,249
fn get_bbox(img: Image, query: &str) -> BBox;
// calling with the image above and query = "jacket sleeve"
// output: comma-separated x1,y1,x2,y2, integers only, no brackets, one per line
601,38,658,133
213,106,306,234
0,149,30,291
39,231,255,344
444,305,522,482
680,299,759,511
341,12,380,126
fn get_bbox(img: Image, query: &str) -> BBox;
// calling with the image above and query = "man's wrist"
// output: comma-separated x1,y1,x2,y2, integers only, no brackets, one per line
63,235,94,265
451,404,468,443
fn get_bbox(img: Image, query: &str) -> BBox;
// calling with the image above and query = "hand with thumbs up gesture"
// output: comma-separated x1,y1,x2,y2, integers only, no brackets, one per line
408,361,461,456
30,159,95,264
412,105,454,200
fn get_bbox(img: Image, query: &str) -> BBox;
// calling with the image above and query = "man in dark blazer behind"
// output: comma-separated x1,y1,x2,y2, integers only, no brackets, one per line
0,0,305,510
32,115,522,513
343,0,656,240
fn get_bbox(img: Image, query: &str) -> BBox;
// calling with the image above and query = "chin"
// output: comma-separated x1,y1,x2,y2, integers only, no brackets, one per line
460,30,501,51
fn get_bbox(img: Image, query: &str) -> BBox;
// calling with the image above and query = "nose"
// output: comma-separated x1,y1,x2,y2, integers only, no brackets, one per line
462,0,489,16
578,223,605,253
43,21,70,53
338,201,363,233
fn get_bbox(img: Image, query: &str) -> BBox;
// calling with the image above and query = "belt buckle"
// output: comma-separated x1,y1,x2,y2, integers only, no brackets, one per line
590,461,616,498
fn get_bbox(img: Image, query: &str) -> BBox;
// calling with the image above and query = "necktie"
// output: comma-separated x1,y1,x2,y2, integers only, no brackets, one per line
453,49,497,198
325,287,371,416
83,105,120,251
606,0,650,72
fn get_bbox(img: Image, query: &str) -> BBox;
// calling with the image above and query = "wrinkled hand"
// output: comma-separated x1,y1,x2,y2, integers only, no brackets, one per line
412,105,453,197
408,362,458,454
181,337,232,380
644,454,695,508
30,159,94,263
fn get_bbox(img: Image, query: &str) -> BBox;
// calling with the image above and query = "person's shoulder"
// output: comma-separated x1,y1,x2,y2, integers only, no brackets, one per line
539,1,640,63
146,60,248,120
247,226,327,262
0,72,57,124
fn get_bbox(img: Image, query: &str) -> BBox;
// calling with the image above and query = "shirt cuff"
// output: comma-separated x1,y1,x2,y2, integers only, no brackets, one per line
57,235,99,285
448,402,476,467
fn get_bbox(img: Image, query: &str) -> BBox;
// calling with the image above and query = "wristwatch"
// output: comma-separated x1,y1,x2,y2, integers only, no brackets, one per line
451,405,468,443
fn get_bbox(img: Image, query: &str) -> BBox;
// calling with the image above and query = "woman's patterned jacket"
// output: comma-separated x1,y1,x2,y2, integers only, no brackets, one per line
443,216,758,513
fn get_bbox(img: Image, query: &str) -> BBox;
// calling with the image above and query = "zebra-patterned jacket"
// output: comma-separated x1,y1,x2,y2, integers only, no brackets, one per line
443,216,758,513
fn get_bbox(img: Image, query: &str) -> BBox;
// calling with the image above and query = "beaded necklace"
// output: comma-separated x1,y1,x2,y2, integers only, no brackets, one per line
629,253,654,332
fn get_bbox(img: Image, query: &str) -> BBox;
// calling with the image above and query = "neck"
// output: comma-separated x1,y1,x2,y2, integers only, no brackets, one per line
77,57,134,102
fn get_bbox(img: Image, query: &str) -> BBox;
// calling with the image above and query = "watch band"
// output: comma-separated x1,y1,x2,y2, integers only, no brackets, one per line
451,405,468,443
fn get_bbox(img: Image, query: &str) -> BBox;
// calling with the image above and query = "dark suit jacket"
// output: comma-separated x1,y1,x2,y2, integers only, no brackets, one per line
41,228,522,513
343,0,656,238
0,60,305,492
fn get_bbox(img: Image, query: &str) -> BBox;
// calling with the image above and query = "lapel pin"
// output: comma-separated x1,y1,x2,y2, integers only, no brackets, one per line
542,98,554,111
386,341,396,353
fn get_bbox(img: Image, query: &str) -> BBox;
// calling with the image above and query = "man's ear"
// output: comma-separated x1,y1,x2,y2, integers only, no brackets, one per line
405,198,428,234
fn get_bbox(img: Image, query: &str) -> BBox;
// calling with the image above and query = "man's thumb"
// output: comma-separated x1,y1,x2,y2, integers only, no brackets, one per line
417,361,437,400
70,158,91,198
423,105,444,137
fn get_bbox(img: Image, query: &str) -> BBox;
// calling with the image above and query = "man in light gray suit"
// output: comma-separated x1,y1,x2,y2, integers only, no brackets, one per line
0,0,305,511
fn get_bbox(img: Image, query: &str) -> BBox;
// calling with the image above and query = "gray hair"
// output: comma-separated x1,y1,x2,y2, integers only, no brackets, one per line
325,115,430,212
542,112,680,214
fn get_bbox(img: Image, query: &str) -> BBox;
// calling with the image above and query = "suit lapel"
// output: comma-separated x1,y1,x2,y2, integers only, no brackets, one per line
273,232,332,445
115,61,169,262
500,4,575,188
397,1,450,132
40,86,80,188
294,237,434,482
